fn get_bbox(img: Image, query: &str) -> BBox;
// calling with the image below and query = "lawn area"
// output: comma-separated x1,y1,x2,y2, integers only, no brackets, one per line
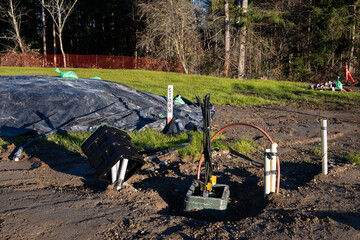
2,66,359,106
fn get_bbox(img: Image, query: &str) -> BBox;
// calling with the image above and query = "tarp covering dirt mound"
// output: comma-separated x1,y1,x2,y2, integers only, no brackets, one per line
0,75,209,137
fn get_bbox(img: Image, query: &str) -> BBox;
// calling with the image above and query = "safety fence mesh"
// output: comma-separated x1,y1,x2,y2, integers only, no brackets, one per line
0,54,183,73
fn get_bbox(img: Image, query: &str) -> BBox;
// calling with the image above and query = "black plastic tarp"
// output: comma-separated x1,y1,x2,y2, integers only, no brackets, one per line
0,75,212,137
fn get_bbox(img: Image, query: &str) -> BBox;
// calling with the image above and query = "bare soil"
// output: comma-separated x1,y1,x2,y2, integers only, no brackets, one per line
1,102,359,239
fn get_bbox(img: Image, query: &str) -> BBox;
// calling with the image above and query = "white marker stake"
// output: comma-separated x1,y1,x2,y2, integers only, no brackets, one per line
264,149,271,198
167,85,173,125
321,119,328,175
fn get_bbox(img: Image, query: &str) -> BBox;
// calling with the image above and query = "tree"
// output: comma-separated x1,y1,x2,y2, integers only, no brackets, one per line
41,0,47,66
224,0,230,77
209,0,237,77
42,0,78,68
0,0,28,53
349,0,360,73
65,0,138,56
138,0,203,74
311,1,350,75
237,0,247,79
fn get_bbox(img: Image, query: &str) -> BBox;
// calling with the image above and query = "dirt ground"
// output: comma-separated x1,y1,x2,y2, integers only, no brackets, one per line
1,98,360,239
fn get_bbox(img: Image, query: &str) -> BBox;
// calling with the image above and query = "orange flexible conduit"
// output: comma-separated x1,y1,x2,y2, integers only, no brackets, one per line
196,122,280,194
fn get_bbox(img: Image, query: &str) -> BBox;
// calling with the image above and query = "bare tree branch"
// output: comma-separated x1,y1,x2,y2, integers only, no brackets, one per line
0,0,29,53
41,0,78,67
138,0,204,74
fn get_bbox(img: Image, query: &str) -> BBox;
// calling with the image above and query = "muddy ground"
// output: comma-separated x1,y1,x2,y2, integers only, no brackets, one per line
1,99,359,239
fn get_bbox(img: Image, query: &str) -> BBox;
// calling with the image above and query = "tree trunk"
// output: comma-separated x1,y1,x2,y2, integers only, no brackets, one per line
58,32,67,68
224,0,230,77
41,0,78,68
174,41,189,74
349,1,359,74
42,0,46,66
9,0,24,53
238,0,248,79
307,0,312,71
56,2,67,68
53,21,57,67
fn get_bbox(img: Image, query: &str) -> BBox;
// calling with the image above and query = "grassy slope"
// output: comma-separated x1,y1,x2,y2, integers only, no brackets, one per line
1,67,359,159
2,67,359,106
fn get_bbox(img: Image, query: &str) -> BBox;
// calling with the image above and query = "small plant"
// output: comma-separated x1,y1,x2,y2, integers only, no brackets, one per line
229,139,259,154
311,144,323,158
0,138,9,149
303,157,319,165
341,152,360,165
211,137,259,156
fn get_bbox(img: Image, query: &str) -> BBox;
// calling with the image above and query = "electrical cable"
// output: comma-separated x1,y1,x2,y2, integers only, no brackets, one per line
144,151,177,171
144,135,192,162
141,134,192,172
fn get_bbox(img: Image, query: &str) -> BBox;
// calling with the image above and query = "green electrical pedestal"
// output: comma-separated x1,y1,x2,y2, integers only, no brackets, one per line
184,182,230,216
186,94,230,217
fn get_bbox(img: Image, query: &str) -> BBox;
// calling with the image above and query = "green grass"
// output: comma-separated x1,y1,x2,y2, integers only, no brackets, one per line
2,66,359,106
129,130,203,159
1,66,359,159
42,130,205,159
311,144,323,158
33,129,259,161
0,138,9,149
233,80,360,106
44,132,92,152
341,152,360,165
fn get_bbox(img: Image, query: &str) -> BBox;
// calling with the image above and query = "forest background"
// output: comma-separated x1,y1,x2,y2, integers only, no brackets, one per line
0,0,359,81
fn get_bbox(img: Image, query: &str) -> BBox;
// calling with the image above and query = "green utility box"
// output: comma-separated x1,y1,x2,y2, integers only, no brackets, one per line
184,182,230,214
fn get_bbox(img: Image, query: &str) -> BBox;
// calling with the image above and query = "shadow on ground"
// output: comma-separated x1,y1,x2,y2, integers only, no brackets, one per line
2,133,108,193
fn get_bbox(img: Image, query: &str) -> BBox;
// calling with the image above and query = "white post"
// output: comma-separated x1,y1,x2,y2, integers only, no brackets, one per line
264,149,271,198
117,158,129,190
270,143,278,193
111,161,120,184
321,119,328,175
111,158,129,191
167,85,173,125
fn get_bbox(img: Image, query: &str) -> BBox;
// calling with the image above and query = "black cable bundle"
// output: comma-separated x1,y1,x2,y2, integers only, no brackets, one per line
196,94,213,195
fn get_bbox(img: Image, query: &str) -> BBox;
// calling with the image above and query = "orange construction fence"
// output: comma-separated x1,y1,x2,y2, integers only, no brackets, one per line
0,53,184,73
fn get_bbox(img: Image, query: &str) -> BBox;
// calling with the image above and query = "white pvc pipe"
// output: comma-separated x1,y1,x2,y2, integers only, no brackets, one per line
264,149,271,198
270,143,278,193
111,161,120,184
321,119,328,175
167,85,173,125
117,158,129,190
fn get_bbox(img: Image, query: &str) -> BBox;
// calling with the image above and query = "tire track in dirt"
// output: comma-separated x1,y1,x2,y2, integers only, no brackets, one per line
283,131,347,147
